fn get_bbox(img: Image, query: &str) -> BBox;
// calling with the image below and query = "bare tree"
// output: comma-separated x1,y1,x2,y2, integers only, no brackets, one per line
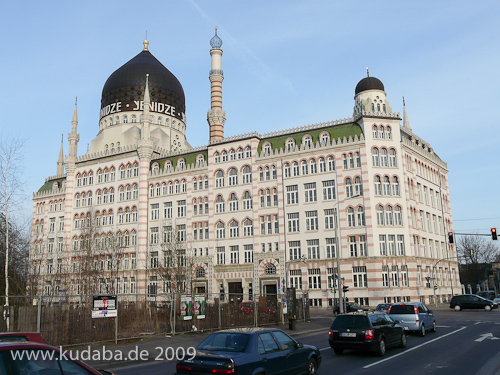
457,234,499,288
0,134,26,330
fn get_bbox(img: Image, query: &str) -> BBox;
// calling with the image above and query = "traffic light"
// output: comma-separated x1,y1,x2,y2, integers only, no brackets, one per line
342,284,349,293
448,232,454,244
491,228,498,241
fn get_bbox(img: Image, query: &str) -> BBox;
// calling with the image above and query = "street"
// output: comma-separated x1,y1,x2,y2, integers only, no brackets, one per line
111,309,500,375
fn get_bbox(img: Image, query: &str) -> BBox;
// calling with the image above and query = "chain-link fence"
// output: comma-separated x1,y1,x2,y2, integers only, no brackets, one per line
0,292,309,346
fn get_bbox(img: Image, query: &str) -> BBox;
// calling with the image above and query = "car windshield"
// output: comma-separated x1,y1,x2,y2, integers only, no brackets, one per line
331,315,369,329
389,305,415,314
197,333,249,352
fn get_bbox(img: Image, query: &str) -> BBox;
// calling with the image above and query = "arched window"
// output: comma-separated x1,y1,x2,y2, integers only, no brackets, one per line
374,176,382,195
229,193,239,211
230,149,236,160
156,183,161,196
383,176,391,195
181,179,186,192
120,165,126,179
196,268,206,278
301,160,308,175
243,218,253,236
354,176,363,196
373,125,378,138
243,191,253,210
392,176,400,196
228,168,238,186
303,135,312,148
133,184,138,199
394,206,403,226
377,205,385,225
237,147,244,159
286,138,295,151
229,220,239,238
272,165,277,179
284,163,291,177
347,207,355,227
349,153,354,169
133,162,139,176
216,222,225,239
355,152,361,168
263,142,272,154
265,166,270,181
386,126,392,139
245,146,252,158
357,206,365,226
119,186,125,201
386,206,394,226
127,164,133,178
380,148,388,167
389,148,397,167
320,132,330,144
345,178,353,198
379,125,385,139
265,263,276,275
178,159,185,169
292,162,299,176
372,148,380,167
215,195,225,213
343,154,348,170
310,159,317,174
222,151,228,162
319,157,326,173
214,152,220,163
242,166,252,183
215,170,224,188
328,156,335,171
193,178,198,191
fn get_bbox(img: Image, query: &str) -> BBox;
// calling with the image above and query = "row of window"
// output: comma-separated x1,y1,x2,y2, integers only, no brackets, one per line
214,146,252,163
372,125,392,139
372,147,397,167
283,156,335,178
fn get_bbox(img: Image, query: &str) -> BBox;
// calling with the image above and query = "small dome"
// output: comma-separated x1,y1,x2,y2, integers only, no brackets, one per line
210,27,223,48
101,46,185,121
355,76,384,95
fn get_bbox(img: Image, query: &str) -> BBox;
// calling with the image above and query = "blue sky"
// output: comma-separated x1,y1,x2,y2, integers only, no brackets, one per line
1,1,499,235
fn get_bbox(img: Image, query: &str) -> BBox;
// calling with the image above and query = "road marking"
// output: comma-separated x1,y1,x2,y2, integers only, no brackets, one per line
475,333,500,342
362,326,467,369
436,325,450,328
320,347,330,351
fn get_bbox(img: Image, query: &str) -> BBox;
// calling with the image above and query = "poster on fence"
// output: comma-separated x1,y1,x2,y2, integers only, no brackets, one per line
180,294,192,320
92,295,117,318
194,294,206,319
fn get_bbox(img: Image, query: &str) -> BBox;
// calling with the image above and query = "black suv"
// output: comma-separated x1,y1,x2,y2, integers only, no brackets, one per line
450,294,498,311
328,312,406,356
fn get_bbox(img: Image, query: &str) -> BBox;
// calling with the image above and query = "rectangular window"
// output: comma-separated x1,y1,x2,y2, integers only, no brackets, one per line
353,266,368,288
217,246,225,265
286,185,299,205
307,239,320,259
304,182,317,203
379,235,387,256
388,235,395,256
177,224,186,242
349,236,357,257
322,180,336,200
230,245,239,264
164,202,173,219
151,203,159,221
382,265,389,287
326,238,336,258
287,212,300,232
244,244,254,263
177,200,186,217
397,235,405,255
324,208,336,229
391,266,399,287
288,241,301,260
150,227,159,244
305,210,318,231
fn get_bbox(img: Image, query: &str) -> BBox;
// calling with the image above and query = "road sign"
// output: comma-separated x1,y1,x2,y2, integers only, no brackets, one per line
92,295,117,318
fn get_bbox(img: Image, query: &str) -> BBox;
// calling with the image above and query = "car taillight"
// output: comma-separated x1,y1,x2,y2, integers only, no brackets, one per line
176,364,193,372
212,362,236,374
414,306,419,321
388,306,391,313
365,330,375,339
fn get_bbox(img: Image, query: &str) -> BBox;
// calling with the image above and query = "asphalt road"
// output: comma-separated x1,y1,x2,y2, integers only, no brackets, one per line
112,309,500,375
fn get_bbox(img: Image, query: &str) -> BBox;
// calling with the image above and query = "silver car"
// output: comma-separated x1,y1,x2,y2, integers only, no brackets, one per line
387,302,436,336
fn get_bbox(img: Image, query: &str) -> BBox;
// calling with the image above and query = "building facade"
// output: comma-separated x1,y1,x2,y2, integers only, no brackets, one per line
30,31,459,308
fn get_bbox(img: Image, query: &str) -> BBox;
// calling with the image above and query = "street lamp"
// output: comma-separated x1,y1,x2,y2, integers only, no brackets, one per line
335,193,362,314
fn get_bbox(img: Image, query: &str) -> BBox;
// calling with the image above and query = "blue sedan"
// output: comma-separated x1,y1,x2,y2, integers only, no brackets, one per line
176,328,321,375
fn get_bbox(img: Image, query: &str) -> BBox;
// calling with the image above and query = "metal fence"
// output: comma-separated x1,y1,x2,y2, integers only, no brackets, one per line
0,292,309,347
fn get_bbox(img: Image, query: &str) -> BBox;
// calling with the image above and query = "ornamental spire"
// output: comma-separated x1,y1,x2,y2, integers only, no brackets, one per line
207,27,226,141
57,134,64,175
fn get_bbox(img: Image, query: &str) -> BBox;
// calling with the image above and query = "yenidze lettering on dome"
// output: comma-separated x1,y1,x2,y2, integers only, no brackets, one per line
100,101,181,120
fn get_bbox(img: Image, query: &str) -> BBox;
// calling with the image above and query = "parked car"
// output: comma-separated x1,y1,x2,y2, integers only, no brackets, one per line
328,312,406,356
450,294,499,311
375,303,392,312
0,341,116,374
493,294,500,304
477,291,496,300
238,301,276,315
387,302,436,336
333,302,368,315
176,328,321,375
0,332,48,344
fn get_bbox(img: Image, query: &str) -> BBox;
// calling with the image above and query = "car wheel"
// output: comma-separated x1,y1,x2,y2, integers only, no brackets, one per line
420,324,426,337
333,347,344,355
485,305,492,311
376,338,386,356
400,332,407,348
454,305,461,311
431,321,436,332
307,358,317,375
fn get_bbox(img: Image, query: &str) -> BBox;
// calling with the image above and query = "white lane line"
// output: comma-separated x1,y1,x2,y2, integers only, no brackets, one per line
474,322,481,325
436,325,450,328
363,326,467,369
320,347,330,351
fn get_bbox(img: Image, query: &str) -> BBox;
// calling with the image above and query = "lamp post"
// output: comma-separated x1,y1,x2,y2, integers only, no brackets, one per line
431,255,464,308
335,193,361,314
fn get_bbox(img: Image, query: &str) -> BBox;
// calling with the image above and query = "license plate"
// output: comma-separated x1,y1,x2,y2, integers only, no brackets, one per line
403,327,409,330
341,332,356,337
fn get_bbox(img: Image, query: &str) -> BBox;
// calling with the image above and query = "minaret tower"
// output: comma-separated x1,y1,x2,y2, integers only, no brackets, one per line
67,98,80,171
207,27,226,141
56,134,64,176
